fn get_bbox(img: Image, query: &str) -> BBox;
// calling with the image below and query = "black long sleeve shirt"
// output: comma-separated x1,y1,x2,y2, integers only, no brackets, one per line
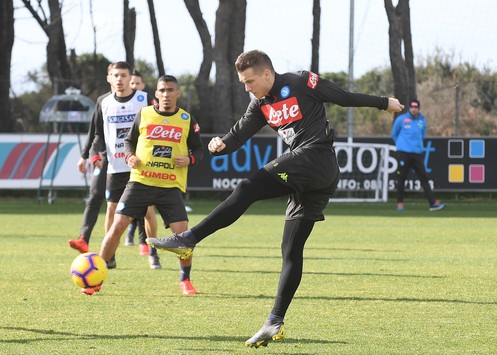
217,71,388,155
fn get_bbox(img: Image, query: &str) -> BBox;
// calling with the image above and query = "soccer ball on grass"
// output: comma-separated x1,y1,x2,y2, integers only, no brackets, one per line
70,252,108,294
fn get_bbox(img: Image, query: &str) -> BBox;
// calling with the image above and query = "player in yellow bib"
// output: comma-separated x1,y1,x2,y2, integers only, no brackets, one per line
98,75,204,295
129,105,192,190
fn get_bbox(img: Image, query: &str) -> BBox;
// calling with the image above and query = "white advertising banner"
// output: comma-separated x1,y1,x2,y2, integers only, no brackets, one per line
0,133,93,189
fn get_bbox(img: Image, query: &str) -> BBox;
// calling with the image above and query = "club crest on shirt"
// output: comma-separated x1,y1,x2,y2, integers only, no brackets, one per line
280,85,290,98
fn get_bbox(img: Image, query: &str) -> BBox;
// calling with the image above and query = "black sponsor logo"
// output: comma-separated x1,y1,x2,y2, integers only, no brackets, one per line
152,145,172,158
116,127,130,139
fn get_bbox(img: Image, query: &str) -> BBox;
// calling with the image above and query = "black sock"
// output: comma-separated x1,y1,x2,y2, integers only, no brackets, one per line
181,230,198,246
265,313,284,325
179,265,191,281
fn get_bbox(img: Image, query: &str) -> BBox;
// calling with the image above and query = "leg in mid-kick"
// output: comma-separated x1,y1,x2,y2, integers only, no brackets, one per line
146,169,292,257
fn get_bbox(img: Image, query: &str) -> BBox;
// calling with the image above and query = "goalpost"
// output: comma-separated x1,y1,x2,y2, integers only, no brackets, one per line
330,142,392,202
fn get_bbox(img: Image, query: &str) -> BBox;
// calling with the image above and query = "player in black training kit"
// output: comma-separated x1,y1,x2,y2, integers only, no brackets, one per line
147,50,404,348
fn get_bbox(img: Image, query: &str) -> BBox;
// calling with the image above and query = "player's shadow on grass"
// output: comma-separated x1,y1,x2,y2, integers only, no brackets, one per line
206,245,404,252
206,293,497,306
196,267,445,279
0,326,347,347
201,253,409,262
314,295,497,305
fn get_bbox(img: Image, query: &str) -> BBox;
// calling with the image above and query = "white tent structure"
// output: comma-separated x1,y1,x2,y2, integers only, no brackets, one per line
38,87,95,203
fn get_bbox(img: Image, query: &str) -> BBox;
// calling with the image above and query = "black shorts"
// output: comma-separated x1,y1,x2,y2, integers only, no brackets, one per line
106,172,130,202
264,145,340,221
116,182,188,228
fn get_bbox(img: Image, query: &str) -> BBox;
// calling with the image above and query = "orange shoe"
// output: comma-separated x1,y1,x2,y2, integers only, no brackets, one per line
68,236,89,253
81,285,101,296
179,279,197,295
139,243,150,256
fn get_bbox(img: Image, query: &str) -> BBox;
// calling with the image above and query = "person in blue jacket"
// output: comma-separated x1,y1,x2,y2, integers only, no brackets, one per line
391,99,445,211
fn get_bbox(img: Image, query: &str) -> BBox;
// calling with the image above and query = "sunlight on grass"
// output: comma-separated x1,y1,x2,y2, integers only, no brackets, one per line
1,198,496,354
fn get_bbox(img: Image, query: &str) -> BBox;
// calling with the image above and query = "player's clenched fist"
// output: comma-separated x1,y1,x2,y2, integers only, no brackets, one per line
208,137,226,153
127,154,141,168
387,98,404,113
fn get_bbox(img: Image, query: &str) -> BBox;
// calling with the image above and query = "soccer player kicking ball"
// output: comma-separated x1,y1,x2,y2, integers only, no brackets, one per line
147,50,403,347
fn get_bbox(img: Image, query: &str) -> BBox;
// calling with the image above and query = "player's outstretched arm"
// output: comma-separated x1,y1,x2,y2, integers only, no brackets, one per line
387,98,404,113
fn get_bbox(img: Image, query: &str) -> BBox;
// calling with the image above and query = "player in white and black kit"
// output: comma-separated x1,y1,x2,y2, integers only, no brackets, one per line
68,64,115,254
147,50,404,347
89,61,156,275
68,91,110,254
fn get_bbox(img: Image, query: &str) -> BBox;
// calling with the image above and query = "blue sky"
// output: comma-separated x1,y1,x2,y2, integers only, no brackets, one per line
11,0,497,94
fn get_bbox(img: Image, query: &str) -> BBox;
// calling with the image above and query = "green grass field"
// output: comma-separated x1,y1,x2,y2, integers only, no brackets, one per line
1,197,496,354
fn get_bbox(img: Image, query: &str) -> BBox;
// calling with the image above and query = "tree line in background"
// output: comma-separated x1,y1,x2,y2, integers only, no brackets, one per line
0,0,496,136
